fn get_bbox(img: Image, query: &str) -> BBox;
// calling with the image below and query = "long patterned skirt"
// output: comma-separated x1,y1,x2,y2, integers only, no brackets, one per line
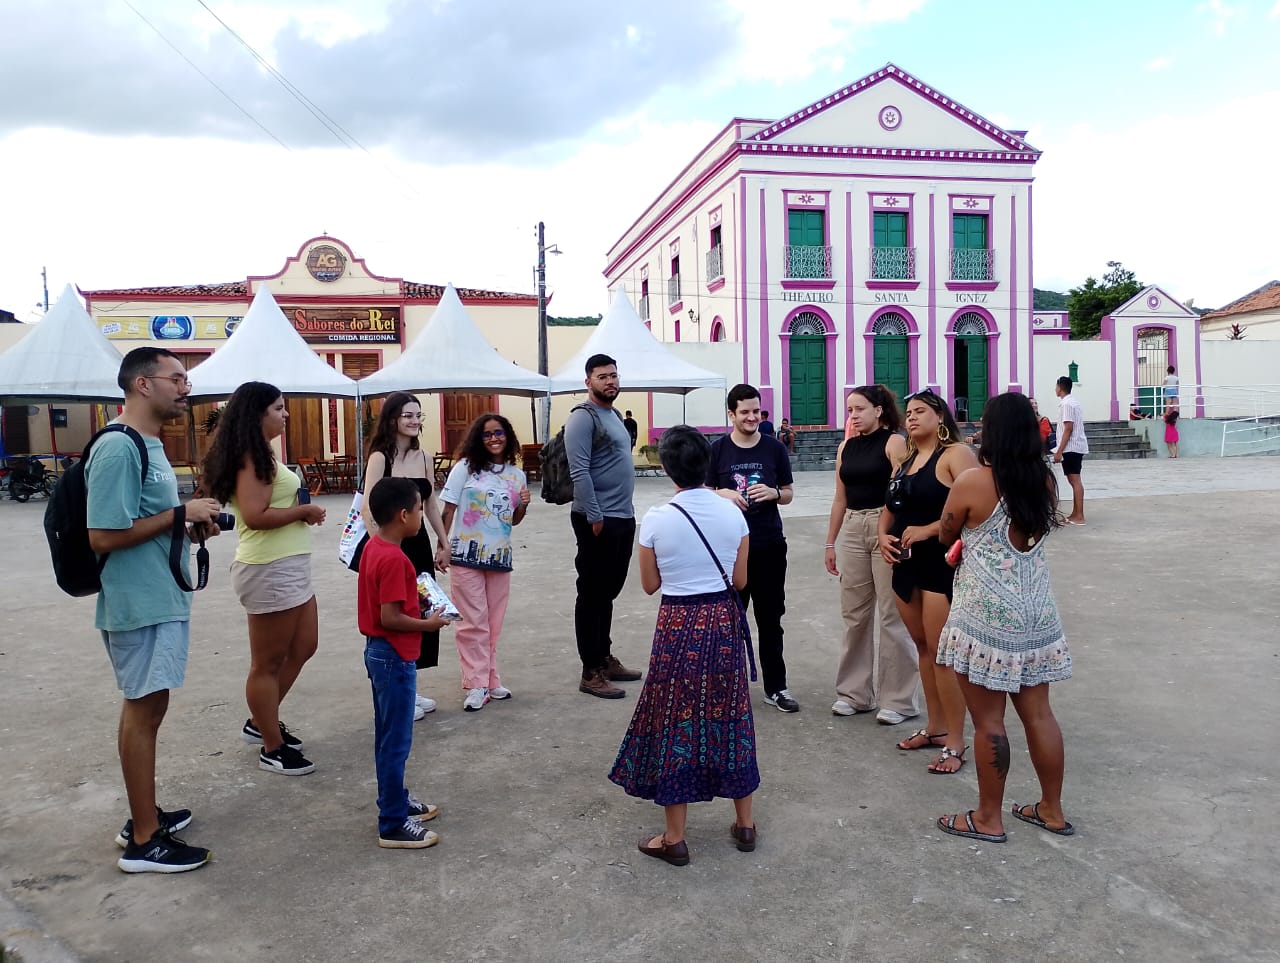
608,590,760,806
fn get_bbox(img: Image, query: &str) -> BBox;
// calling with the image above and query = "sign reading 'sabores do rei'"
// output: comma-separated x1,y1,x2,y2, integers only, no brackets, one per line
286,306,401,344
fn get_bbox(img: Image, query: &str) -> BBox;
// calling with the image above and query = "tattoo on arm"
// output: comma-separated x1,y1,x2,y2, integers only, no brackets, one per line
939,510,958,545
990,733,1011,780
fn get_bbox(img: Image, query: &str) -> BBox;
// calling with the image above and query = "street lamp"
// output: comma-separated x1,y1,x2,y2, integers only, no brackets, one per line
536,221,562,443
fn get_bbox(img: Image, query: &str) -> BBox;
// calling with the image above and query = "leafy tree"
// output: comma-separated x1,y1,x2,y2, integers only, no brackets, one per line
1033,288,1069,310
1066,261,1143,340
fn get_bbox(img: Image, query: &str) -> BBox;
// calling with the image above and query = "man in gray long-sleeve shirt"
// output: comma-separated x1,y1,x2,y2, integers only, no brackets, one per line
566,353,642,699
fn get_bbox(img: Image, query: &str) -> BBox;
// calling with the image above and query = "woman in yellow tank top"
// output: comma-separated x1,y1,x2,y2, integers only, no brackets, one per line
203,382,327,776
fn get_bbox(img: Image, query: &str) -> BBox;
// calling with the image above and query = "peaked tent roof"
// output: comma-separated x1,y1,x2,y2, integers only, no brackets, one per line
0,285,125,402
548,291,726,395
186,286,358,399
357,284,549,398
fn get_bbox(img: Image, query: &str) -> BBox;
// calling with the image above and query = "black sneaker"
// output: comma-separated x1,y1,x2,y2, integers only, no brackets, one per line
407,794,440,822
115,805,193,849
117,828,211,874
241,718,304,751
378,818,440,849
764,689,801,713
259,744,316,776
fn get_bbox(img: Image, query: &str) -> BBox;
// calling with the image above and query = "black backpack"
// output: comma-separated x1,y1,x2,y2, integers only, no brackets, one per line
539,404,608,505
45,425,149,597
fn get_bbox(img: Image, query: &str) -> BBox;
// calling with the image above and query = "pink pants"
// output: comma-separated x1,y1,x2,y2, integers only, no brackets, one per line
450,566,511,690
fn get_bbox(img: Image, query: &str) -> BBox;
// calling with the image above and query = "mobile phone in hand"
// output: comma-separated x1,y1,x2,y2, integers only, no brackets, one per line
298,487,311,505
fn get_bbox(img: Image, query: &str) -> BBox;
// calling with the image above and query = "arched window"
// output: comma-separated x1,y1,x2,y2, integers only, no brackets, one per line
872,312,909,336
788,311,826,336
709,319,726,342
954,312,988,336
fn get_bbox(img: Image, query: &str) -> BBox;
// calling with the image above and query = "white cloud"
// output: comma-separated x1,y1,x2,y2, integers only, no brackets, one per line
1145,56,1174,71
1197,0,1235,36
1270,0,1280,17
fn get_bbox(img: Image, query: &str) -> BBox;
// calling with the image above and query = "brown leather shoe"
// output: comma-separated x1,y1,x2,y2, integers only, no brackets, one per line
579,669,625,699
604,655,642,682
730,823,757,852
637,835,690,866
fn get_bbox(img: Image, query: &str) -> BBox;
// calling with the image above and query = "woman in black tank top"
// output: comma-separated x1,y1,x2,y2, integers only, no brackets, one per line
878,390,978,773
824,386,919,724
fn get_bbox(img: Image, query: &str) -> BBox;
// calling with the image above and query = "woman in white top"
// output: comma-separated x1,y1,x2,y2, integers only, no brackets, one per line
608,426,758,867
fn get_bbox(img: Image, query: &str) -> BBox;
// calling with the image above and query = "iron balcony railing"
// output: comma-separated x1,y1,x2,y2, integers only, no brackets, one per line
705,245,724,282
869,246,916,280
667,275,681,306
784,244,833,279
950,248,996,281
638,294,649,319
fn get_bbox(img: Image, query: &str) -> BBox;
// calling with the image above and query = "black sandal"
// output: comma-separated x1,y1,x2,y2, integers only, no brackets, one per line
897,728,948,751
927,745,968,774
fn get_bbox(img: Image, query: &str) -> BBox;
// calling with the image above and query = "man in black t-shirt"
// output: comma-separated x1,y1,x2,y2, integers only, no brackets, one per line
622,410,639,450
706,384,798,712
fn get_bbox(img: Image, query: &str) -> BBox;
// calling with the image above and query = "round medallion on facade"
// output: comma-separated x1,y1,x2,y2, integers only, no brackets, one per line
306,244,347,282
1146,294,1161,310
879,105,902,131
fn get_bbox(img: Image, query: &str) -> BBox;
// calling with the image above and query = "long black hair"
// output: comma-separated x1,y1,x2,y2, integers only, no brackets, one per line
455,412,520,470
978,392,1059,542
201,381,281,503
367,391,422,467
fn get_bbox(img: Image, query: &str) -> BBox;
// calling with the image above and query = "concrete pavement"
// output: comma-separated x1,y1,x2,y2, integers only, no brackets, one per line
2,456,1278,962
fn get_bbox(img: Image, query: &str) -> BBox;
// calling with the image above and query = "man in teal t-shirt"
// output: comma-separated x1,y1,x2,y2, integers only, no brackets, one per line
85,347,222,874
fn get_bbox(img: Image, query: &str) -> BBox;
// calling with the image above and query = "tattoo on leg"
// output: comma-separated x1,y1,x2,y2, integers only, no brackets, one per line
990,734,1010,779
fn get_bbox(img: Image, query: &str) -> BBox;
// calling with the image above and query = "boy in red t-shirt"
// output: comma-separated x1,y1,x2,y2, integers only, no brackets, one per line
359,478,450,849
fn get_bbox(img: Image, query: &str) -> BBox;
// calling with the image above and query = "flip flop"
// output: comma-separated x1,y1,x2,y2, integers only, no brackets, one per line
897,728,948,751
937,811,1006,844
1011,802,1075,836
927,745,968,774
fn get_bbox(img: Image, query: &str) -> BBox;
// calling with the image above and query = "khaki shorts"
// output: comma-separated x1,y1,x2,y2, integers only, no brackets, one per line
230,554,314,615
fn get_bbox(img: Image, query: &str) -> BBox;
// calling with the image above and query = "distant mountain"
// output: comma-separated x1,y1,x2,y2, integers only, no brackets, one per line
1033,289,1069,310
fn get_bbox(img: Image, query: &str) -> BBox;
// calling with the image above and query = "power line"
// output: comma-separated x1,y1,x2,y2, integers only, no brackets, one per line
120,0,291,151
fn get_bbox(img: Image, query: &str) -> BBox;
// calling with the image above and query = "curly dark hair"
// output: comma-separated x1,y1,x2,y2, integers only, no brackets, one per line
454,413,520,470
201,381,282,502
978,392,1060,542
849,384,903,433
366,391,422,466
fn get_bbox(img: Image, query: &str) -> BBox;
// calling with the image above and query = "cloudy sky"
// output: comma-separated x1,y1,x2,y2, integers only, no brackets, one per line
2,0,1278,321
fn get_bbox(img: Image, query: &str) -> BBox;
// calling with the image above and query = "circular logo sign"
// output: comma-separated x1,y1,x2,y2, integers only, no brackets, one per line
306,244,347,282
1147,295,1161,310
879,105,902,131
152,316,193,340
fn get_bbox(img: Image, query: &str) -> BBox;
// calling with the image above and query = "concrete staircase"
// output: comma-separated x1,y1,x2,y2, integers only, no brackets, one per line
788,420,1152,471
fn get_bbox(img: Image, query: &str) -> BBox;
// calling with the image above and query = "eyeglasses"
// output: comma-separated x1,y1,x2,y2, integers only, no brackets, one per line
398,413,422,420
147,373,191,388
482,429,506,440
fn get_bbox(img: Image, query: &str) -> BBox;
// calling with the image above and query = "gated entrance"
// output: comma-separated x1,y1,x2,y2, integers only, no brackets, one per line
787,312,827,426
1135,327,1171,416
952,312,990,421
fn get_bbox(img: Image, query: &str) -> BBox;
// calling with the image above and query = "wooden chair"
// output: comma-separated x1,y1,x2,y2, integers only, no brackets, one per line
432,453,455,488
520,444,544,482
327,456,357,493
296,457,327,494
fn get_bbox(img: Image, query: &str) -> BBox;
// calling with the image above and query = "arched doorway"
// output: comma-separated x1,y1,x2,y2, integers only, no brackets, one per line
952,312,990,421
787,311,827,426
1135,327,1171,416
872,312,910,404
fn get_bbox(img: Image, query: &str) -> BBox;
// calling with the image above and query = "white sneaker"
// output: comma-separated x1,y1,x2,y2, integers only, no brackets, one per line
463,687,490,712
415,694,437,713
876,708,915,726
413,703,426,722
831,700,858,717
489,686,512,700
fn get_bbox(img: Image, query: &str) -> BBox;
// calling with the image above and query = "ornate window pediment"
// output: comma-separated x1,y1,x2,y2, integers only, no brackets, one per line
873,312,909,336
788,312,825,336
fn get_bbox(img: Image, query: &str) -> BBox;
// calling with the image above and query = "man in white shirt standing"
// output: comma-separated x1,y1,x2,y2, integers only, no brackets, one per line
1053,376,1089,525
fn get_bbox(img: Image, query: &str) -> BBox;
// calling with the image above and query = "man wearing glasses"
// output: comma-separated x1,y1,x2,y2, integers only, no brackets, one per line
86,347,223,873
566,353,643,699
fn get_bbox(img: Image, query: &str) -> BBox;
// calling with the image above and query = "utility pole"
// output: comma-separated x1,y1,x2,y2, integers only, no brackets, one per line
535,222,561,445
41,266,49,312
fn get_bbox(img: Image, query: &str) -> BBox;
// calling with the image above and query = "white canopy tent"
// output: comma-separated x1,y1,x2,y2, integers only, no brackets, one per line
356,284,549,397
186,286,359,400
0,285,124,403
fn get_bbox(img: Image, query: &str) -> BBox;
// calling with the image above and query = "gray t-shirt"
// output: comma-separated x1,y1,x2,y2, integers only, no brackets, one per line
86,428,192,632
565,402,635,522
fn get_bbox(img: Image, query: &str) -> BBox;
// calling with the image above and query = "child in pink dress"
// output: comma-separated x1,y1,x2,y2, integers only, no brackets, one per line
1163,409,1180,459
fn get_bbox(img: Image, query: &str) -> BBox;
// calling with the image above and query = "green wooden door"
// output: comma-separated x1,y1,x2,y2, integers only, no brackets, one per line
873,336,909,405
789,336,827,426
960,335,989,419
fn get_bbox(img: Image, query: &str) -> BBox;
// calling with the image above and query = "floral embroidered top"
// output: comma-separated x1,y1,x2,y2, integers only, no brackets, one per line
439,459,527,572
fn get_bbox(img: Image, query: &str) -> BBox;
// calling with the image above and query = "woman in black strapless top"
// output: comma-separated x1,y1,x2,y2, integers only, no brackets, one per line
878,390,978,773
823,385,918,724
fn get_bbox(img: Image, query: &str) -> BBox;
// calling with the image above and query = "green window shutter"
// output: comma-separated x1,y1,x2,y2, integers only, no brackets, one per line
874,212,907,248
952,214,987,250
788,209,824,247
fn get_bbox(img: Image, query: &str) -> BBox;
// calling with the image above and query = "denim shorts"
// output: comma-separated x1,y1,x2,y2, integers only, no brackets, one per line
100,621,191,699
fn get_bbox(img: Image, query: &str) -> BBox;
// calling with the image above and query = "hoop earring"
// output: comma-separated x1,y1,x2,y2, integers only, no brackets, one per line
937,424,951,443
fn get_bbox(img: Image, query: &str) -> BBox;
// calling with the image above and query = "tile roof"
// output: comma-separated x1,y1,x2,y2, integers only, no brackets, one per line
83,281,534,302
1201,280,1280,320
402,282,534,302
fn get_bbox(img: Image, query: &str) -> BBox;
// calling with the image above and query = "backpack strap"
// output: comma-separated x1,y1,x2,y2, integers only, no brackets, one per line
570,403,609,449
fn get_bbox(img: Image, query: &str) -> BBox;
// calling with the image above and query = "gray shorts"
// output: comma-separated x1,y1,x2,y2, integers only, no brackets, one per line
101,621,191,700
230,554,314,615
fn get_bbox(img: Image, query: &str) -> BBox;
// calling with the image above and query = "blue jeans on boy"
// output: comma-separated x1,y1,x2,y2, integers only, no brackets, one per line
364,637,416,835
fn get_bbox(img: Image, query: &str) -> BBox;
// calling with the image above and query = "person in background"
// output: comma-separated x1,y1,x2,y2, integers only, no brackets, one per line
203,381,326,777
1030,399,1054,456
708,384,797,713
623,410,639,451
439,413,530,712
358,477,449,850
777,418,796,454
1053,376,1089,525
878,389,978,773
361,392,451,719
824,386,918,724
1163,365,1180,411
1164,408,1180,458
1128,402,1148,421
89,347,222,873
934,392,1073,844
609,426,757,867
759,410,776,437
566,354,643,699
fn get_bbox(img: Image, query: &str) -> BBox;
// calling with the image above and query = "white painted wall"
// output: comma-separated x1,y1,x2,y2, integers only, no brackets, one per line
1031,340,1113,420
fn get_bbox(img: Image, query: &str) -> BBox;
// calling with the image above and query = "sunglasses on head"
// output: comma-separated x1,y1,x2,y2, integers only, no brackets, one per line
904,388,943,408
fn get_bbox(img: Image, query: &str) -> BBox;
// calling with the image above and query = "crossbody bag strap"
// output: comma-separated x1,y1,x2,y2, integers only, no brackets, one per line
670,502,757,682
169,505,209,592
